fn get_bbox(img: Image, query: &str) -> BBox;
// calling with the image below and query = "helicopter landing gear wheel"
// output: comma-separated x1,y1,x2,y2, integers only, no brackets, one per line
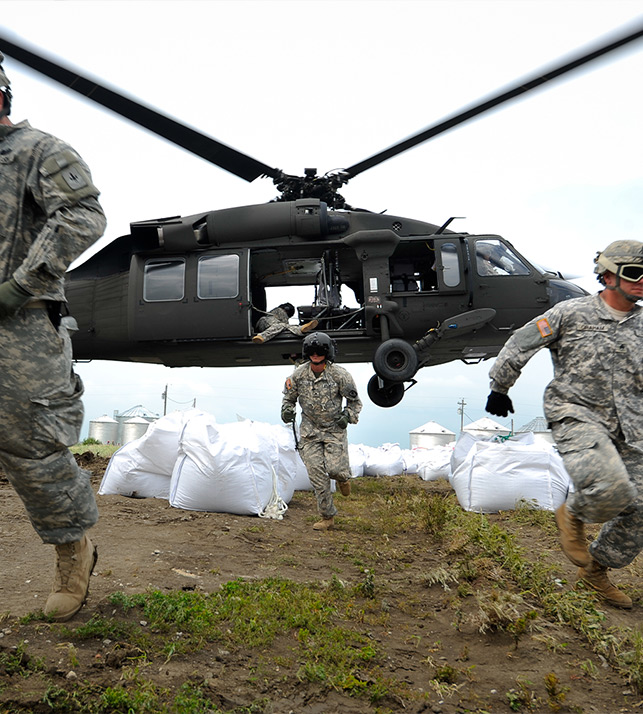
367,375,405,408
373,338,418,383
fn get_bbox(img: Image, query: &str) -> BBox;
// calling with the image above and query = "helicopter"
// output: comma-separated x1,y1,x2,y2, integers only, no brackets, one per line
1,25,641,408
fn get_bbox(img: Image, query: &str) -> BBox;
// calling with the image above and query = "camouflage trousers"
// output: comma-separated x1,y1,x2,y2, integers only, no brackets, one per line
255,317,304,342
298,431,351,518
0,308,98,545
551,418,641,569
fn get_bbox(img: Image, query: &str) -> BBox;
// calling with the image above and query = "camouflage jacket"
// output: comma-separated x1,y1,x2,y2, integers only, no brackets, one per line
0,121,106,301
489,293,642,446
282,361,362,438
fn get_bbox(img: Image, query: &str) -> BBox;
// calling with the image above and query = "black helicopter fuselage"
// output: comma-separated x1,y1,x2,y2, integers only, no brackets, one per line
65,199,586,382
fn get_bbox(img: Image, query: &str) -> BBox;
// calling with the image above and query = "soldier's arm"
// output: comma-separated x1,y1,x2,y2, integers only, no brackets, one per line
13,138,106,297
338,368,362,423
489,309,563,393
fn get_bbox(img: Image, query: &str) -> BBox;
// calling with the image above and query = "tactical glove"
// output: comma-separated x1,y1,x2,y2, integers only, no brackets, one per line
281,404,296,424
485,391,514,418
336,410,350,430
0,278,31,319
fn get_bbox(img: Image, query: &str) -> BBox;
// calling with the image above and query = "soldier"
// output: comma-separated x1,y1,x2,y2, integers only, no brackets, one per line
281,332,362,530
0,53,106,620
252,302,318,343
485,240,642,609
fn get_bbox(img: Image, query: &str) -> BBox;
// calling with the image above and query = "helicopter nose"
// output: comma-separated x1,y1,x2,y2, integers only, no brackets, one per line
548,278,588,307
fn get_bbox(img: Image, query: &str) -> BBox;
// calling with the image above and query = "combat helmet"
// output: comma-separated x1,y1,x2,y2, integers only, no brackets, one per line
594,239,643,302
0,51,12,117
594,240,643,279
302,331,336,362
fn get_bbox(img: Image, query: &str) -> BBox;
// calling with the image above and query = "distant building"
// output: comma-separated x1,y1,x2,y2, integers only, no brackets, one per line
517,416,554,445
88,415,119,444
409,420,455,448
113,405,158,444
89,405,159,445
462,417,511,439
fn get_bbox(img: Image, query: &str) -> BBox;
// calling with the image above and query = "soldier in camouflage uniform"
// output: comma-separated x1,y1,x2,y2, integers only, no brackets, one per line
252,302,318,343
281,332,362,530
485,240,642,609
0,53,106,621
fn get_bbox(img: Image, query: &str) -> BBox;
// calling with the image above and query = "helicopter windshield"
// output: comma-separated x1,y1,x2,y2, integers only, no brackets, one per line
475,240,531,277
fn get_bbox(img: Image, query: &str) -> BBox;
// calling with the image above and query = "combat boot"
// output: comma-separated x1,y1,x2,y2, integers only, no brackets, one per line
555,503,590,567
44,534,98,622
338,480,351,497
252,335,265,344
312,516,335,531
301,319,319,334
576,559,632,609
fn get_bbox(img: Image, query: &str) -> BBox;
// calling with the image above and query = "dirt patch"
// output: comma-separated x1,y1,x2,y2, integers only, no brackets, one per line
0,454,640,713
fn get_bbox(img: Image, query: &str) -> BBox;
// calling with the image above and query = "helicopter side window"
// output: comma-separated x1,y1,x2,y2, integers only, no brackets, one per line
475,240,531,277
441,242,461,287
143,259,186,302
198,254,239,299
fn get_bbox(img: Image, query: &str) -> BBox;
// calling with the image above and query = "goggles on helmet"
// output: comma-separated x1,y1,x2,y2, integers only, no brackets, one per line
618,264,643,283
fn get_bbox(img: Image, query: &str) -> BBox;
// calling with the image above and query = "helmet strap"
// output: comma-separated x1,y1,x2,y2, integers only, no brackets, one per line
606,278,641,303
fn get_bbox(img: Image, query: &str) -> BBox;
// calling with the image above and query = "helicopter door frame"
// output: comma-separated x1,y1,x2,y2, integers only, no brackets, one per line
129,250,251,341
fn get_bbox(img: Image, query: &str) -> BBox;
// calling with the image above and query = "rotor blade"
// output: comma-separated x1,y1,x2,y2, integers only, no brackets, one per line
0,31,281,182
345,22,643,178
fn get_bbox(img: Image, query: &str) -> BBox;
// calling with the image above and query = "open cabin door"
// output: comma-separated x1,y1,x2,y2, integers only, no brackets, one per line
129,251,251,341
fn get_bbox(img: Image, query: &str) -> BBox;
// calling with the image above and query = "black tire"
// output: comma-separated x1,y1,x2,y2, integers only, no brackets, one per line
373,339,418,383
367,375,405,408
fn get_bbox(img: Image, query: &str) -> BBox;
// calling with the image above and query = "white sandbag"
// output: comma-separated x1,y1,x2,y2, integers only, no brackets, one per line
268,423,311,491
450,431,535,477
98,449,172,499
169,416,296,514
450,440,571,513
98,409,203,499
411,445,455,481
363,443,405,477
348,443,368,479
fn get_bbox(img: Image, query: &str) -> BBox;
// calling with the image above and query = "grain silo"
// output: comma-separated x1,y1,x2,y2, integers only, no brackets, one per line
517,417,554,445
121,416,151,444
409,420,455,448
88,415,119,444
462,417,511,439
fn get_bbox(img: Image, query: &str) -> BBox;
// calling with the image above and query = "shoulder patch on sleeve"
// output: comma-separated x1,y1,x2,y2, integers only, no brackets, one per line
536,318,553,338
40,149,98,201
285,378,292,391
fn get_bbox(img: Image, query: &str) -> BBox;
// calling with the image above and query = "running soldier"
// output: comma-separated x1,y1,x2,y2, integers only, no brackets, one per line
0,52,106,620
485,240,642,608
281,332,362,530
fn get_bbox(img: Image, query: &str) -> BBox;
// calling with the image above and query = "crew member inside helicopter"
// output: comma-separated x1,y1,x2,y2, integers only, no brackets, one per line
252,302,318,344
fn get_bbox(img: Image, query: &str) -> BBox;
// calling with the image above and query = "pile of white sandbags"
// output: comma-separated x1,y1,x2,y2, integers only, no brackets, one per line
99,410,304,517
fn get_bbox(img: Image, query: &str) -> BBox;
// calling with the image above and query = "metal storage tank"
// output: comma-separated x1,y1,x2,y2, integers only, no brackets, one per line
462,417,511,439
121,416,151,444
517,416,555,445
88,415,119,444
409,420,455,448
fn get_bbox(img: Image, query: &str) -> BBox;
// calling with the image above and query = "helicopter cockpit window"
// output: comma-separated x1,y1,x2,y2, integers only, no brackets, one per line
143,259,186,302
198,254,239,299
475,240,531,277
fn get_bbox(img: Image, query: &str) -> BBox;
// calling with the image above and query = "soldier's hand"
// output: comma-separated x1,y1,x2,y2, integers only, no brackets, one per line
336,410,350,429
485,391,514,418
0,279,31,319
281,404,296,424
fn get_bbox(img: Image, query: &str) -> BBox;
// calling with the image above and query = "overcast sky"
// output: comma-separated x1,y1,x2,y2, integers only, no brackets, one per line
1,1,642,446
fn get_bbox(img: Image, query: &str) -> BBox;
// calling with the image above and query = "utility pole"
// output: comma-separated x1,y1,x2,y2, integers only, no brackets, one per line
161,385,168,416
457,397,466,433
